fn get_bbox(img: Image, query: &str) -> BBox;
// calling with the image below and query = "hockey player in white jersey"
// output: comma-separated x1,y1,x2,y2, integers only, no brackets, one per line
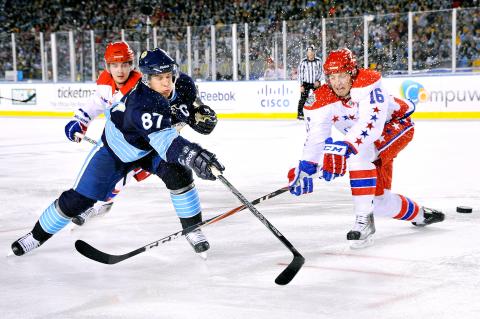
64,41,144,222
288,48,444,248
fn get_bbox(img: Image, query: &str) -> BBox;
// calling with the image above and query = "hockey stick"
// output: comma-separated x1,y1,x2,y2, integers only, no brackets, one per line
0,92,36,103
74,134,303,284
75,186,289,264
211,168,304,285
74,132,97,145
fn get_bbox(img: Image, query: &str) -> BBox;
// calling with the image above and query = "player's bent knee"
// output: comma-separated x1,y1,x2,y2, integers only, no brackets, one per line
160,164,194,191
58,189,96,217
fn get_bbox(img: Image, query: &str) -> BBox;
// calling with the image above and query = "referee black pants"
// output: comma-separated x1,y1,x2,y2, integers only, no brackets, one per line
297,82,315,115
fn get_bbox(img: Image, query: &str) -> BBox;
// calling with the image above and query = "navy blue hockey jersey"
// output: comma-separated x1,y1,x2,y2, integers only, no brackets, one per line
102,80,189,164
169,72,198,125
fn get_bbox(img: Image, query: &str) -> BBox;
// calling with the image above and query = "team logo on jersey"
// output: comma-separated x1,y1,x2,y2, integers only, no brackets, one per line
400,80,428,103
140,51,148,59
305,92,317,107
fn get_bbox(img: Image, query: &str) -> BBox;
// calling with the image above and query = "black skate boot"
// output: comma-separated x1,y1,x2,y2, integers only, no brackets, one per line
412,207,445,227
11,232,44,256
186,229,210,254
347,213,376,248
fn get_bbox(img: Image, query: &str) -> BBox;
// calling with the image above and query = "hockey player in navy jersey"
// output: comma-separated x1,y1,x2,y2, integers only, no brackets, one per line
11,48,224,256
65,43,217,229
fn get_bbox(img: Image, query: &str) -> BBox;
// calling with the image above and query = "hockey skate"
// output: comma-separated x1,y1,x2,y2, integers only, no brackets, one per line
71,202,114,226
185,229,210,259
347,213,376,249
10,232,43,256
412,207,445,227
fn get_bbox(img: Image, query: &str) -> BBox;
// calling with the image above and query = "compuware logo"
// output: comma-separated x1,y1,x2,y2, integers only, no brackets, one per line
400,80,428,103
256,84,294,108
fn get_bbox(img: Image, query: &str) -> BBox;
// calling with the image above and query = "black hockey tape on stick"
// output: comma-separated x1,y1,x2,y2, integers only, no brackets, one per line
211,167,304,286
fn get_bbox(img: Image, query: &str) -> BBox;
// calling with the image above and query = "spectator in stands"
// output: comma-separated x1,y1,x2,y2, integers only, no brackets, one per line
263,57,283,80
192,67,204,81
1,1,479,80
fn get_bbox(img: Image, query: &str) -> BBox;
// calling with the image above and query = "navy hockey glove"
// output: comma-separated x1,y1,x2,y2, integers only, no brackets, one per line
65,108,91,142
288,160,318,196
179,143,225,180
64,120,87,142
322,137,358,181
188,104,217,135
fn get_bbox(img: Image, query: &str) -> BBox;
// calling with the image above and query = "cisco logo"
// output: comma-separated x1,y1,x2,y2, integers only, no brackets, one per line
257,84,293,108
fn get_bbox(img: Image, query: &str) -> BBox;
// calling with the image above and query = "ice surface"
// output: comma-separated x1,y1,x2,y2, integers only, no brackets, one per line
1,117,480,318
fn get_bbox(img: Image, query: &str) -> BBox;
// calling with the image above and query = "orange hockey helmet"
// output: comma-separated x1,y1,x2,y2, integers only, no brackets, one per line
104,41,134,64
323,48,357,75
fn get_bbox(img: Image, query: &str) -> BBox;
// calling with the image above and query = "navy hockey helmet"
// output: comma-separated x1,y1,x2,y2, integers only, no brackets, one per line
139,48,178,77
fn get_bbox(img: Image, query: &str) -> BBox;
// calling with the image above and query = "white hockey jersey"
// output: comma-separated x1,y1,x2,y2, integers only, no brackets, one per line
301,69,415,163
73,70,142,126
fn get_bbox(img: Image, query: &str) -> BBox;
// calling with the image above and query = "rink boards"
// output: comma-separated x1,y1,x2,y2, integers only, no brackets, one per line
0,73,479,119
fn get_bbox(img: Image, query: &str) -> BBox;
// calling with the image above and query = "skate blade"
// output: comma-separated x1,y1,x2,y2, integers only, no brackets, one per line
6,249,15,257
349,236,374,249
198,252,208,260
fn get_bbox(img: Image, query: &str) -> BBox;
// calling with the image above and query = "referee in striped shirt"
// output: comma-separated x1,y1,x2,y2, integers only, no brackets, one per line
297,45,323,120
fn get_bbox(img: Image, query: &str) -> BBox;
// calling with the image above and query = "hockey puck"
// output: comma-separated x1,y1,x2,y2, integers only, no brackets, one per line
456,206,473,213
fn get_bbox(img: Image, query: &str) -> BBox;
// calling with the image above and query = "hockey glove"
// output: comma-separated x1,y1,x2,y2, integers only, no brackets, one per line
188,104,217,135
179,143,225,180
322,137,358,181
65,120,87,142
288,160,318,196
65,108,91,142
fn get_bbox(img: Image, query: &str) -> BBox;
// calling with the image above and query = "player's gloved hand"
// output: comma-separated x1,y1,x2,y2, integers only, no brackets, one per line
188,104,217,135
179,143,225,180
288,160,318,196
65,108,91,142
322,137,358,181
64,120,87,142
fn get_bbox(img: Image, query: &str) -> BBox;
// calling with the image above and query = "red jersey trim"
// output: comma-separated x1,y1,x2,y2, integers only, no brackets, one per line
303,84,340,110
96,70,142,95
351,69,381,89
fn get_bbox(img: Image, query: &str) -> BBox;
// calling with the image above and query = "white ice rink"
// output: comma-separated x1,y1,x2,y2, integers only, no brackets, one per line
1,117,480,319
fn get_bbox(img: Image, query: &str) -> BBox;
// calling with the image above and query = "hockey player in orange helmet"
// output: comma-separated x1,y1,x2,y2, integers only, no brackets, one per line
103,41,136,88
288,48,444,248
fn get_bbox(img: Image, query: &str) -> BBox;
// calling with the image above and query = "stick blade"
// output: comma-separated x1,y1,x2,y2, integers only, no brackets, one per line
22,93,36,102
75,240,119,264
275,254,305,285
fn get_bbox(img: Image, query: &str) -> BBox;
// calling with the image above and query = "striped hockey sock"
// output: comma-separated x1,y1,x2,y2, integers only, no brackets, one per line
392,195,421,221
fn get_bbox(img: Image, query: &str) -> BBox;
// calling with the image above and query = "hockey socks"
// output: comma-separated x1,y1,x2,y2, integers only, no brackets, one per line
170,186,201,220
39,201,71,235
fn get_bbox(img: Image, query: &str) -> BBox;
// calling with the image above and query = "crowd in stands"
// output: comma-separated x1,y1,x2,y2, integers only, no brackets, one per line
1,0,477,33
0,0,478,81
